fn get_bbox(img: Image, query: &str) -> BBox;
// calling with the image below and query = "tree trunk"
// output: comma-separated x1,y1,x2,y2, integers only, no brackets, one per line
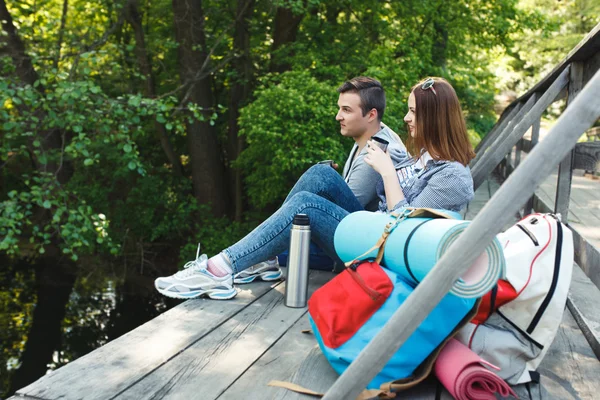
269,7,304,73
126,0,184,176
9,260,76,394
1,0,40,88
1,0,73,183
172,0,229,216
53,0,69,69
432,21,448,71
227,0,255,221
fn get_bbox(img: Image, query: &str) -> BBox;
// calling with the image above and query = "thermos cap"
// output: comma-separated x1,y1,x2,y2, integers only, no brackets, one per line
293,214,310,226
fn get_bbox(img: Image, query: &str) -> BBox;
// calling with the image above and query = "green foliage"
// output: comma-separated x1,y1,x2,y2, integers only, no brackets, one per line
0,173,118,259
0,0,593,393
179,208,260,265
0,263,35,398
496,0,600,93
236,71,347,208
0,67,212,260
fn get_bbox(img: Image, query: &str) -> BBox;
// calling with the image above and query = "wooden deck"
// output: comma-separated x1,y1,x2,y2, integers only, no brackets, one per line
9,179,600,400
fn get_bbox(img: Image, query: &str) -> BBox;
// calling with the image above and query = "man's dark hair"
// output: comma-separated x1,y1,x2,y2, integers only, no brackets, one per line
337,77,385,121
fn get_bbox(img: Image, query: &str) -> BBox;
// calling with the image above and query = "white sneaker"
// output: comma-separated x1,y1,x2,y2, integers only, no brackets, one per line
154,245,237,300
233,257,283,284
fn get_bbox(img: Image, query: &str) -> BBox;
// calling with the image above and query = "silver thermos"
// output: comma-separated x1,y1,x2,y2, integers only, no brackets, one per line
285,214,311,308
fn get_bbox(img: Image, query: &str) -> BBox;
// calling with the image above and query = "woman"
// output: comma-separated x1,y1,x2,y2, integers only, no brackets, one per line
155,77,475,300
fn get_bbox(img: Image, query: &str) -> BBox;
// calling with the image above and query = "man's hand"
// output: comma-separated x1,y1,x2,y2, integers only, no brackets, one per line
364,140,395,178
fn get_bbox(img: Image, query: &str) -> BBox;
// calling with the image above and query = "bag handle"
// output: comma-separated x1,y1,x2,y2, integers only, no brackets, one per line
344,207,454,268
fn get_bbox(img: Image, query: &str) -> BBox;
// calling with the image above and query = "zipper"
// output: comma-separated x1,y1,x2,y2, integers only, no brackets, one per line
348,264,382,301
526,218,563,334
488,285,498,320
517,223,539,246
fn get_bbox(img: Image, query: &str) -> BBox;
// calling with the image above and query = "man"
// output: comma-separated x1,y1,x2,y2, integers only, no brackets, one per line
336,77,406,211
270,77,406,274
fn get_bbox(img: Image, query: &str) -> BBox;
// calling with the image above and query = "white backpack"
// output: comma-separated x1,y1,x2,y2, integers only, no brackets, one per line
455,213,574,384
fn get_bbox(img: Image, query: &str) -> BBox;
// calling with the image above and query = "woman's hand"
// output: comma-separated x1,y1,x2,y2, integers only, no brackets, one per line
364,140,396,178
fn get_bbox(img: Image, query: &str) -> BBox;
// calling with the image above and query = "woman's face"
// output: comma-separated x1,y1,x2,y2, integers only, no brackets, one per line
404,92,416,137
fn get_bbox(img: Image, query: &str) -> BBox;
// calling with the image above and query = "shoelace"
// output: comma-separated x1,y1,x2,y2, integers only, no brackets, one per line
175,244,208,278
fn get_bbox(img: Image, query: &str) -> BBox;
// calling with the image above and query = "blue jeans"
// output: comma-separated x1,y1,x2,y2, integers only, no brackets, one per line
223,164,364,273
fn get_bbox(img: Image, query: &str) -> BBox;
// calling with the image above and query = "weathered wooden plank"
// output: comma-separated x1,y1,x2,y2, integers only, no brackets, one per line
15,280,278,400
115,271,332,400
573,228,600,290
474,102,523,156
270,347,340,399
218,317,326,400
515,138,523,167
567,264,600,359
472,100,530,169
536,310,600,399
584,50,600,85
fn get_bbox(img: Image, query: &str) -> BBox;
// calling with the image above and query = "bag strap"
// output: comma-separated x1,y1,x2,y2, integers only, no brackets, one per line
267,380,396,399
344,209,409,267
344,207,454,268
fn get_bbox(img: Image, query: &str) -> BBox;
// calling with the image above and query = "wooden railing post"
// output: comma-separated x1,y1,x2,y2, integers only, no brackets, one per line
471,66,571,190
531,96,541,147
322,68,600,400
515,138,522,168
525,93,542,214
555,62,585,222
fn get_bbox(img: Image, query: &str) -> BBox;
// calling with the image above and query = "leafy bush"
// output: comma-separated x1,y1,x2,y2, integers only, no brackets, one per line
236,71,348,208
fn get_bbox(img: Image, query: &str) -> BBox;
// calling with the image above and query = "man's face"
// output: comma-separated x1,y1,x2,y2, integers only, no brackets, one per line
336,92,371,138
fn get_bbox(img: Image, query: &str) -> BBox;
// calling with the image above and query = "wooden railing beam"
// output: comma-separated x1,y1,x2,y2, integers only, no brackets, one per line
472,102,524,167
475,103,519,153
322,67,600,400
471,66,571,190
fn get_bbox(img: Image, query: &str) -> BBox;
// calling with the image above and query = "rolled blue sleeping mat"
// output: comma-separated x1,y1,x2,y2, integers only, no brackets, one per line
334,211,505,298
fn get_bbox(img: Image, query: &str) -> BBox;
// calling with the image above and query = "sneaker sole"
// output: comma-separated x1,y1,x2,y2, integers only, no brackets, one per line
156,286,237,300
233,270,283,284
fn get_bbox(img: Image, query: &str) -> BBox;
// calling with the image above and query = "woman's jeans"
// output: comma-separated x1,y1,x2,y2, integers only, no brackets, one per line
223,164,364,273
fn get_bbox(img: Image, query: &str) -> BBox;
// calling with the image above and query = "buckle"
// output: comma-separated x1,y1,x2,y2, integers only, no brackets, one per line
384,208,410,233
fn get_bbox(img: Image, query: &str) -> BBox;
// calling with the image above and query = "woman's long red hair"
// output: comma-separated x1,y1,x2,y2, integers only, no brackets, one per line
407,78,475,166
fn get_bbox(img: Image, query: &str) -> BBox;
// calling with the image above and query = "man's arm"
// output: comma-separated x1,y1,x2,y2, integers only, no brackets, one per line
345,153,381,208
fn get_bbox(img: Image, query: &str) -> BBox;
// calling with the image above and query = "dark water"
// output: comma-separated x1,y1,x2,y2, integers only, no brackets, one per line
0,254,181,399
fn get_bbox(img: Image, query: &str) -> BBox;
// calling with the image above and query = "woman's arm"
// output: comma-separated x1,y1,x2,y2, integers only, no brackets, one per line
363,140,406,210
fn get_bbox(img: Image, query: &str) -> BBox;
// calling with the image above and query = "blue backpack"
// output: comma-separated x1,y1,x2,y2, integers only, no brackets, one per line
307,208,500,390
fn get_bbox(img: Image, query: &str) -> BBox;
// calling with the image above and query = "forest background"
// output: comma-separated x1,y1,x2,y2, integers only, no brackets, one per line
1,0,599,397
